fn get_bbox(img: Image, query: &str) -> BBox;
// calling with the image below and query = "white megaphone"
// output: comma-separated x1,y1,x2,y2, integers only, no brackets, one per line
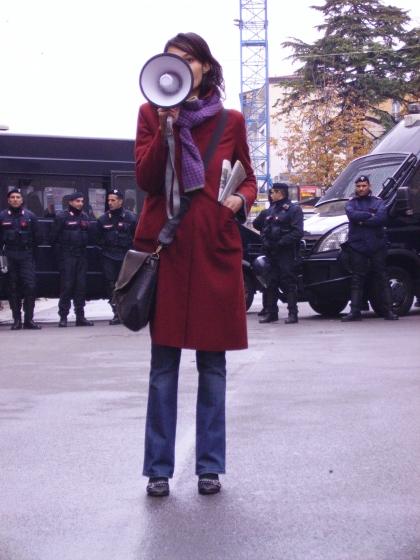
139,53,194,109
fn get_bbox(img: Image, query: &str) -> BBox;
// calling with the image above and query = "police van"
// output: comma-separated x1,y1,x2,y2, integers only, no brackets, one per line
301,103,420,317
0,133,258,307
0,133,143,300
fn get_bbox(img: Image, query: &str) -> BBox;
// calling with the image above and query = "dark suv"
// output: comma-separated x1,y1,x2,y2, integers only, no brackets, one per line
241,104,420,316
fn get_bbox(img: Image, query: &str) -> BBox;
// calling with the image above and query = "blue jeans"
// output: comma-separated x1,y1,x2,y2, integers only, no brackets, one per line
143,344,226,478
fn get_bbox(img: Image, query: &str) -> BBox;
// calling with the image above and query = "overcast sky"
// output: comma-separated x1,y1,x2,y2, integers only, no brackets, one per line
1,0,419,139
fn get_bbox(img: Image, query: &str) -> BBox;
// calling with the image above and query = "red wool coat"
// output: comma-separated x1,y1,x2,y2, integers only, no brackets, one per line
134,102,257,351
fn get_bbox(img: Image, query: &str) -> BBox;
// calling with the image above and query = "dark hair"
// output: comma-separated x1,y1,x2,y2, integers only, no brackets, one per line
164,32,224,97
271,182,289,198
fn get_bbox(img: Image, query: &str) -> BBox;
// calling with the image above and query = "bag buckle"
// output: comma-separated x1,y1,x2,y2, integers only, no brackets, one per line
152,244,163,258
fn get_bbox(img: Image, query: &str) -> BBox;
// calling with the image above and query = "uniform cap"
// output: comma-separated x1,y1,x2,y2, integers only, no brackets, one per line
68,191,84,201
355,175,370,184
7,188,21,198
108,189,124,199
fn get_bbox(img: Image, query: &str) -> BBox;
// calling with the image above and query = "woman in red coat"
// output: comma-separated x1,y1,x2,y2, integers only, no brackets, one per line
135,32,257,497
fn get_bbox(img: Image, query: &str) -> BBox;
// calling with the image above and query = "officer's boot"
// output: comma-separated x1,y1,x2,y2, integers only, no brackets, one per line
259,284,279,323
75,310,94,327
258,290,269,317
23,296,42,329
341,286,363,322
109,303,121,326
284,290,298,324
9,296,22,330
58,314,68,327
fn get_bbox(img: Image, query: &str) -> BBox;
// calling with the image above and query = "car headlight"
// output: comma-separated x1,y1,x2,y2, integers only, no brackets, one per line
317,223,349,252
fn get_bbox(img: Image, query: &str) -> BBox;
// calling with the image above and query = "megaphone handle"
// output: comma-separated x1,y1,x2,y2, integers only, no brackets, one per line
166,115,174,136
164,117,181,219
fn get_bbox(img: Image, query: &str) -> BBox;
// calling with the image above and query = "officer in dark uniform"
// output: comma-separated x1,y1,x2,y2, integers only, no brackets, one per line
341,175,398,322
253,194,275,317
259,182,304,324
97,189,137,325
0,189,42,330
50,192,94,327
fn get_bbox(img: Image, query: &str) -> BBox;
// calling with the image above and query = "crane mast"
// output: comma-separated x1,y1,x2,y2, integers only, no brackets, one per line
237,0,270,192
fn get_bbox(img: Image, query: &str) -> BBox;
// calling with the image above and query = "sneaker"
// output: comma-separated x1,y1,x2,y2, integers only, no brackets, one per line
146,477,169,497
198,474,221,495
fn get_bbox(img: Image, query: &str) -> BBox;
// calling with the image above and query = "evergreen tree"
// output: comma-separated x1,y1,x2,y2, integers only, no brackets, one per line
276,0,419,186
282,0,419,124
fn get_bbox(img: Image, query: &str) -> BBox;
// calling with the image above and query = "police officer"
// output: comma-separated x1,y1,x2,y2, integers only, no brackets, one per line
341,175,398,322
97,189,137,325
253,194,276,317
50,192,94,327
259,182,304,324
0,189,42,330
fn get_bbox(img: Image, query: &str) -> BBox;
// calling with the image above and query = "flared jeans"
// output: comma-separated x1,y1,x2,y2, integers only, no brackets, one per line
143,344,226,478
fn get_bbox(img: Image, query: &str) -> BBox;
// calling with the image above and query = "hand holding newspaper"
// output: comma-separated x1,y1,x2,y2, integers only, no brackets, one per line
218,160,246,203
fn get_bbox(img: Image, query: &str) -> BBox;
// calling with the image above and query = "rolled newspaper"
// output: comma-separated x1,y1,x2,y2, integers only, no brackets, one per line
218,160,232,200
218,160,246,203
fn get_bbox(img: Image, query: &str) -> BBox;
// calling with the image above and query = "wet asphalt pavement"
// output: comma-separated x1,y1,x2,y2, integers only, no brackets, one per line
1,298,420,560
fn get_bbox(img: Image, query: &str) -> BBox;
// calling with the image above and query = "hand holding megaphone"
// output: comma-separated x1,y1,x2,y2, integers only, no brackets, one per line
157,107,180,131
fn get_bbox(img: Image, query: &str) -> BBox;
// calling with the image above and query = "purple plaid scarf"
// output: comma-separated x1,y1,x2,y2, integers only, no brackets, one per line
176,91,223,192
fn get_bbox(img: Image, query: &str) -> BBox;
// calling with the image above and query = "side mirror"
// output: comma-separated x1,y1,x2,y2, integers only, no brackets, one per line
381,176,397,198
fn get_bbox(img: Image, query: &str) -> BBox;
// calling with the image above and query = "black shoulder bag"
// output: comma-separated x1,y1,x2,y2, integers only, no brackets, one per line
113,109,228,332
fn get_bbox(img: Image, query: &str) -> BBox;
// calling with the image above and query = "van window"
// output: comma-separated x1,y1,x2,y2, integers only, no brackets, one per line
44,186,78,216
88,187,107,218
2,176,79,217
111,172,140,213
321,155,406,203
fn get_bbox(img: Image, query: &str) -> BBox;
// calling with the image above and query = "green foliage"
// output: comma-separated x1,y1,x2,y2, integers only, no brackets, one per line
282,0,419,117
276,0,419,187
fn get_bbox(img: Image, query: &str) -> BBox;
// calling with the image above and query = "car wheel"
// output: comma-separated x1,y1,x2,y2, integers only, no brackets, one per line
369,265,413,317
243,270,255,311
308,297,348,317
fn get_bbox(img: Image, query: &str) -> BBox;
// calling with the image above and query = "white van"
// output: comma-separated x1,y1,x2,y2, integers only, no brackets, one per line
301,103,420,317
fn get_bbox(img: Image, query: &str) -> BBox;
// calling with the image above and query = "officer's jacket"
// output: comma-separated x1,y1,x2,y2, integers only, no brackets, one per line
252,207,270,232
0,207,41,254
260,199,304,251
50,208,91,254
345,194,388,255
96,208,137,260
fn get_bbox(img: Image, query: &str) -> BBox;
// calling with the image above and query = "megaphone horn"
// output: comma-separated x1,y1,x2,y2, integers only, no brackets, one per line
139,53,194,109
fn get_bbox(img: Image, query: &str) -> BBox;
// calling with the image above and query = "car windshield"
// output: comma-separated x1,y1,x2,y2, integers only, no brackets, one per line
319,154,407,204
315,200,348,217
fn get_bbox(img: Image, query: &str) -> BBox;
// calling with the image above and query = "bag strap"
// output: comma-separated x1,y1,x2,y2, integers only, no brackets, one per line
164,121,180,219
159,108,229,249
202,108,228,170
157,195,191,247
